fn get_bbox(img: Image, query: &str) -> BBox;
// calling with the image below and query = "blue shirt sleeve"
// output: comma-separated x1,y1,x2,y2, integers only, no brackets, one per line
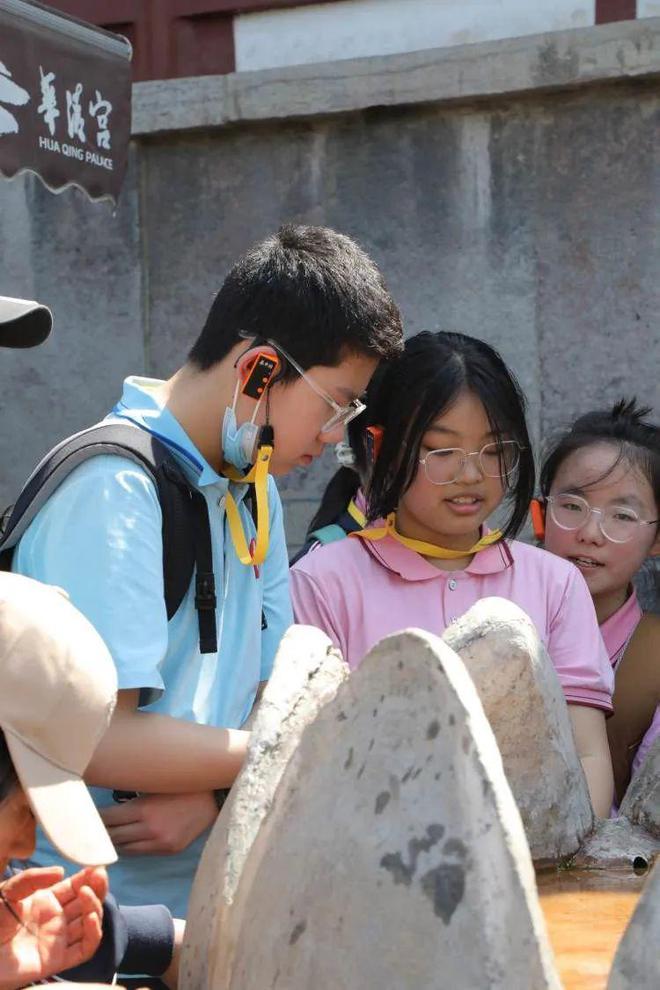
13,455,169,702
259,477,293,682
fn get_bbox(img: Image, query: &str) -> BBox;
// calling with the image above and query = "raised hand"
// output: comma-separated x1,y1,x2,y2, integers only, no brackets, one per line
0,866,107,990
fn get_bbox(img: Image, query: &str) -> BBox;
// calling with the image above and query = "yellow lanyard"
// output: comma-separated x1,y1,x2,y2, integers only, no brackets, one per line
351,512,503,559
346,497,367,528
222,444,273,566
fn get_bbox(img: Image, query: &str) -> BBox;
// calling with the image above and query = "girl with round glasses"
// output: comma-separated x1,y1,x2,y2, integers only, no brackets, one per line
291,330,614,816
539,399,660,807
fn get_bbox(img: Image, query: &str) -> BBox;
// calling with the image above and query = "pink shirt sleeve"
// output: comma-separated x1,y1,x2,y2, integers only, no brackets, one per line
290,565,349,664
632,705,660,776
549,566,614,713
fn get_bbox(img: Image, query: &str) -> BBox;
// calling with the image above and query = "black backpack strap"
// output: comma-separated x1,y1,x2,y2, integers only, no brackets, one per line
244,483,268,633
0,421,217,653
190,487,218,654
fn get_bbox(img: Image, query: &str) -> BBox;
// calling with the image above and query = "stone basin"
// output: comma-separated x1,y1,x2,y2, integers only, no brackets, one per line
537,867,647,990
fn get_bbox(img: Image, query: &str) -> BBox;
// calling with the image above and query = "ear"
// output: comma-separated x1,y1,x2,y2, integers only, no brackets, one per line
529,498,546,540
235,346,280,400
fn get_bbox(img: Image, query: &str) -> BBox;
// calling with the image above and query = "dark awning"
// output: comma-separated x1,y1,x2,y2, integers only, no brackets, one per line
0,0,131,203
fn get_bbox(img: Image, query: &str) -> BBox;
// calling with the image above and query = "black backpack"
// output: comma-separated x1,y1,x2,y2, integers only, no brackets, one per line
0,422,219,653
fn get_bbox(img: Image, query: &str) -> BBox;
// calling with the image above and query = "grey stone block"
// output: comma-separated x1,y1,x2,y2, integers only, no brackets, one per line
132,19,660,136
180,624,348,990
443,597,594,863
572,818,659,872
0,149,144,509
608,860,660,989
620,738,660,839
217,629,560,990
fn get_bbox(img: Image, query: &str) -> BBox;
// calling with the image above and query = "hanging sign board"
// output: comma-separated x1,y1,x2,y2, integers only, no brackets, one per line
0,0,131,203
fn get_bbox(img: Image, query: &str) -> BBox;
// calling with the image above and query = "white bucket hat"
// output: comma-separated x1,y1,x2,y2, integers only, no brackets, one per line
0,573,117,865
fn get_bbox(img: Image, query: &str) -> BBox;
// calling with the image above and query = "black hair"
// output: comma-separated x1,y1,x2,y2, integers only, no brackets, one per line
364,331,534,537
306,467,361,535
308,331,534,540
540,399,660,521
0,729,18,805
188,225,403,380
305,361,390,534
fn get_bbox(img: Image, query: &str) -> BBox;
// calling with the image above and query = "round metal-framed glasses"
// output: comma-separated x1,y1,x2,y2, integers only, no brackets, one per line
546,493,659,544
419,440,523,486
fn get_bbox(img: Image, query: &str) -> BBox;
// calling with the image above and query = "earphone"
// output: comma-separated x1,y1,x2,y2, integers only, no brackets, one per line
529,498,546,540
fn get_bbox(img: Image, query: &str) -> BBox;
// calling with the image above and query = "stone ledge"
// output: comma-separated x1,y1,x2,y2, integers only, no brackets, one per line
132,17,660,136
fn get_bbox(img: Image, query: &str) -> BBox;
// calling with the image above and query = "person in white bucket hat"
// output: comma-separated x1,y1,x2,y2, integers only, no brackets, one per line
0,572,118,869
0,575,182,989
0,573,113,987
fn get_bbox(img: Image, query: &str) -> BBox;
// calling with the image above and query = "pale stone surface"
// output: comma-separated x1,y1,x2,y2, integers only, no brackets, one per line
443,597,594,863
132,19,660,135
180,625,348,990
218,629,560,990
608,860,660,989
572,818,659,872
620,739,660,839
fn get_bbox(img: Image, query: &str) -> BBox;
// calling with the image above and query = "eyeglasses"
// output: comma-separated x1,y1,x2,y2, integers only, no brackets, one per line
238,331,366,434
546,493,659,544
419,440,523,486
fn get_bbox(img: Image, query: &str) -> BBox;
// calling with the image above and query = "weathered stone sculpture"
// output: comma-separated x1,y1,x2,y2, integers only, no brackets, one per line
443,597,594,862
608,860,660,989
619,738,660,840
215,629,561,990
180,625,348,990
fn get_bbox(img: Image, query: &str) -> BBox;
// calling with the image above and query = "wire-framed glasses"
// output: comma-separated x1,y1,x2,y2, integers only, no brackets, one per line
419,440,523,486
546,493,660,544
238,330,366,433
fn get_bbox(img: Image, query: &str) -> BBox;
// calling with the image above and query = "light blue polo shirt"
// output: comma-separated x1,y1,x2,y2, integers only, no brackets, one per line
13,376,293,915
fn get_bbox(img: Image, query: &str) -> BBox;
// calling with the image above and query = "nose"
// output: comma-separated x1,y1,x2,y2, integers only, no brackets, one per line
459,451,484,483
577,508,606,545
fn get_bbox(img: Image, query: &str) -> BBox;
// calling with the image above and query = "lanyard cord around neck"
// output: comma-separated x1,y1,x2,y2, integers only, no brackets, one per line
222,440,273,566
351,511,503,559
346,497,367,528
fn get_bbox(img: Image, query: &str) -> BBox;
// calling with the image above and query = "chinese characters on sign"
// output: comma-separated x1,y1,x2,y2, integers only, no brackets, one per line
0,1,131,203
0,59,29,136
89,90,112,150
37,66,58,136
34,71,113,168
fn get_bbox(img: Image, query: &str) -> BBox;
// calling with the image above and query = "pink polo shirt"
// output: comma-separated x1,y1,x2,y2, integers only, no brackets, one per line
291,533,613,713
600,589,659,777
600,590,643,671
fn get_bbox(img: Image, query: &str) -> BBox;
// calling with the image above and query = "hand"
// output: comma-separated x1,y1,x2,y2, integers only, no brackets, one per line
0,866,107,990
100,792,218,856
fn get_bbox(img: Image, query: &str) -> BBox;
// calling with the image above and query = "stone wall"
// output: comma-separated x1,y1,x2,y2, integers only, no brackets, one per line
1,18,659,555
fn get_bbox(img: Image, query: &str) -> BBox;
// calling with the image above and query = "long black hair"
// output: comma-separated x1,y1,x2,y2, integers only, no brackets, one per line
540,398,660,522
0,729,18,805
308,331,534,540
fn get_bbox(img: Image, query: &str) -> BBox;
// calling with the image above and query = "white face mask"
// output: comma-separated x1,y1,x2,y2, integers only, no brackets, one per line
221,381,265,470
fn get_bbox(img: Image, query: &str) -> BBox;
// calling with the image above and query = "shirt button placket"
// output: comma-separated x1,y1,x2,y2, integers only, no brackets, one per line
447,576,458,623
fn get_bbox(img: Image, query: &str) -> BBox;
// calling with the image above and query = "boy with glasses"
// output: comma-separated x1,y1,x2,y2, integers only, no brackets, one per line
11,225,403,914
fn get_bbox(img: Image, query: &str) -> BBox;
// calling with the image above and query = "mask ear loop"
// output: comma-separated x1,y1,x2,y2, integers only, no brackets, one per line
223,358,278,568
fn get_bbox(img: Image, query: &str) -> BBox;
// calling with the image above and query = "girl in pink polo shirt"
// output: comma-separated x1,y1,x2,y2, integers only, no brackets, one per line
538,399,660,806
291,331,614,817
